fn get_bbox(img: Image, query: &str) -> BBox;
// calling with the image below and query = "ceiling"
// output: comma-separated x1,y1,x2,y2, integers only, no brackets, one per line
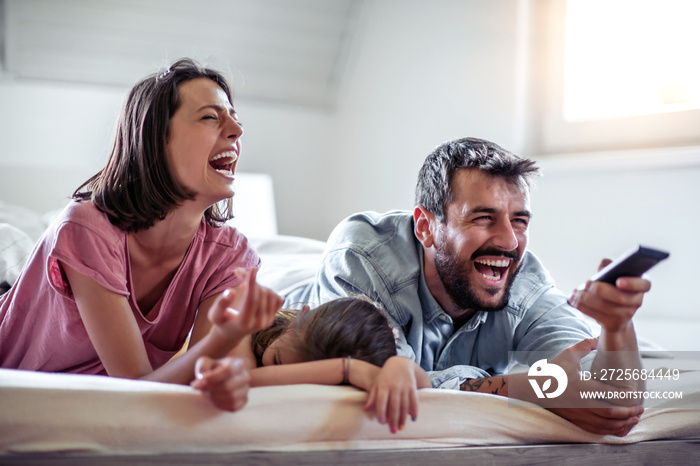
1,0,362,108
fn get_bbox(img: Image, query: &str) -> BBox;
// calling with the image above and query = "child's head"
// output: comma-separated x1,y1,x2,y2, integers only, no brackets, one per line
251,296,397,367
73,57,235,231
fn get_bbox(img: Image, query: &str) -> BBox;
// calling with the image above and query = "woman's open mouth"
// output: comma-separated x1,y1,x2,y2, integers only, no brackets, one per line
209,151,238,176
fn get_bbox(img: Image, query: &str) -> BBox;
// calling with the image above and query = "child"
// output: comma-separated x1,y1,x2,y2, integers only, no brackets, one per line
195,296,432,433
0,58,282,412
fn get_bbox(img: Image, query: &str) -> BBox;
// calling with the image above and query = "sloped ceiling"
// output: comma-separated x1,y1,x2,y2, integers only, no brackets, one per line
1,0,362,108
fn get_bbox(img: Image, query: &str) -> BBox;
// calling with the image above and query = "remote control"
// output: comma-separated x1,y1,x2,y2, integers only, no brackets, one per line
591,245,669,285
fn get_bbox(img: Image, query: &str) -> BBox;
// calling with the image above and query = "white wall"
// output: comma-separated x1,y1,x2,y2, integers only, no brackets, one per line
0,80,336,240
0,0,697,350
0,0,522,240
323,0,522,232
0,81,124,210
529,149,700,351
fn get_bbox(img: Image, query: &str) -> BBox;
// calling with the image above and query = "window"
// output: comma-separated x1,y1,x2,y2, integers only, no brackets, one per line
528,0,700,155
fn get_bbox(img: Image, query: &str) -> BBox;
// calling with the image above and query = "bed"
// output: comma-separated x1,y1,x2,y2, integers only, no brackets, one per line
2,179,700,465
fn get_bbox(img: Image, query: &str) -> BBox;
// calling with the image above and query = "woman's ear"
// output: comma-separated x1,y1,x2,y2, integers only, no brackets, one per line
413,206,435,248
300,305,311,316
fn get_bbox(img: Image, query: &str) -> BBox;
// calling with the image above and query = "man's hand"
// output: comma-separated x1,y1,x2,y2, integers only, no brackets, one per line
545,338,644,436
569,258,650,393
569,258,651,348
548,405,644,437
465,339,645,437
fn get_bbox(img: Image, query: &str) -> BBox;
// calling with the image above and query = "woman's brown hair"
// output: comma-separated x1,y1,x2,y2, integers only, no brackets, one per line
73,58,235,231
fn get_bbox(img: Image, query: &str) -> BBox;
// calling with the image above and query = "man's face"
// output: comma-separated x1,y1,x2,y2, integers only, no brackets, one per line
432,169,531,312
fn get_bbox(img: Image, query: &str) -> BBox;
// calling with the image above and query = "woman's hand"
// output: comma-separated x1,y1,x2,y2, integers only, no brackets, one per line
208,267,282,345
362,356,430,434
191,356,251,411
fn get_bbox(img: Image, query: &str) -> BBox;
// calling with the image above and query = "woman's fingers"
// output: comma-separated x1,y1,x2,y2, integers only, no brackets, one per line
192,357,251,412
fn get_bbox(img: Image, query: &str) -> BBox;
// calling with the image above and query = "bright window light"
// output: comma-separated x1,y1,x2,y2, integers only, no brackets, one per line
564,0,700,121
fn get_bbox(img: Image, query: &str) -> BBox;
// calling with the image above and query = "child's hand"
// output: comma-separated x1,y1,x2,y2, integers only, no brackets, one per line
363,356,425,434
191,356,250,411
208,267,282,343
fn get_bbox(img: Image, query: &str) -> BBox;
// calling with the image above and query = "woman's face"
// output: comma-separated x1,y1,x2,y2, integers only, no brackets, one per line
261,331,303,366
165,77,243,207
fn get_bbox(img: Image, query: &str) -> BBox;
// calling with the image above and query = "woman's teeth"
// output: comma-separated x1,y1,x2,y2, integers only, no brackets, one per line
209,151,238,175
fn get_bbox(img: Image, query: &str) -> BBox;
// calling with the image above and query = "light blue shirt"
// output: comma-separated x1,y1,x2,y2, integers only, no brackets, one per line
285,211,595,388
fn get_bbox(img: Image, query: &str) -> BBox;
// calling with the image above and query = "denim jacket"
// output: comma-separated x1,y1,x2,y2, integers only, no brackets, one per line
285,211,595,389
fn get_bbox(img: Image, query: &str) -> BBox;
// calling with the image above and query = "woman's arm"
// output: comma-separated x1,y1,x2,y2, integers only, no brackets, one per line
64,264,279,385
64,263,157,379
225,334,257,371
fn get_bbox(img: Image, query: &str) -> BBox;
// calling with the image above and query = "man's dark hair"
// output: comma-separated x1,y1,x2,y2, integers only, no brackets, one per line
415,137,540,223
73,58,235,231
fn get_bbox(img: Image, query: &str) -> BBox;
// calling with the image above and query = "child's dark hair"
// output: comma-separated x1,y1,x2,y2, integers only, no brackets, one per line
73,57,235,231
251,296,397,367
251,310,297,367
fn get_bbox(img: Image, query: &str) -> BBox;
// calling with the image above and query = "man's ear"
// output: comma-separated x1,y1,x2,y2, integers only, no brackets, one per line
414,206,435,248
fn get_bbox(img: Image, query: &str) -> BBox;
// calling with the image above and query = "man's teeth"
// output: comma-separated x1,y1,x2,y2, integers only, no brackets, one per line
474,258,511,267
481,271,502,281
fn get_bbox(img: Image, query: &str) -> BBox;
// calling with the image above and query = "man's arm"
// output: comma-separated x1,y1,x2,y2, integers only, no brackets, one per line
458,338,645,437
460,376,507,394
569,258,651,391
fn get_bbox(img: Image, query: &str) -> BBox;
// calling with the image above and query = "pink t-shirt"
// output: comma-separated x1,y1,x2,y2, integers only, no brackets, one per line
0,201,259,374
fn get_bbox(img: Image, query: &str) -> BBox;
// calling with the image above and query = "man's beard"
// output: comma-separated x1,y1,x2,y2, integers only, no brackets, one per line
434,240,521,312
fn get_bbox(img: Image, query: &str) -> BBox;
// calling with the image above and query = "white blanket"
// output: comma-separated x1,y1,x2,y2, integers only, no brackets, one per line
1,365,699,455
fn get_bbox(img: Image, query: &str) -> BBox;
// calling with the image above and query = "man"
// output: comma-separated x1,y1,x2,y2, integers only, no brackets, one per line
286,137,650,436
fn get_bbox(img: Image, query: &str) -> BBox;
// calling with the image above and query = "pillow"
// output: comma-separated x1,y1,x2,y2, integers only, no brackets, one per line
0,200,48,242
0,223,35,293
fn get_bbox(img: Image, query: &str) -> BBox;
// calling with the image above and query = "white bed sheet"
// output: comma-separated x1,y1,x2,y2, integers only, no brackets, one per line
1,366,699,456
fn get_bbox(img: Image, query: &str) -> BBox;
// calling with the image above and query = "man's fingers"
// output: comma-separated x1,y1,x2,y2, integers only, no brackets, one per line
563,337,599,354
596,405,645,420
587,281,646,308
552,406,642,436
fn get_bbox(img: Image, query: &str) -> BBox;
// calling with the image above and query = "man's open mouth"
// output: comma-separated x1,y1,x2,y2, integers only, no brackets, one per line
209,151,238,175
474,257,512,282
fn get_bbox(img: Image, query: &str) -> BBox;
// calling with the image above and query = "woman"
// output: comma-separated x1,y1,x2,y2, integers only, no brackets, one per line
0,58,282,412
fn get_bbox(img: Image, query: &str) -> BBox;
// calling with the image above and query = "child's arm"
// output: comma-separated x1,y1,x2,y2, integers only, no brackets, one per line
363,356,432,434
248,357,381,388
249,356,430,434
